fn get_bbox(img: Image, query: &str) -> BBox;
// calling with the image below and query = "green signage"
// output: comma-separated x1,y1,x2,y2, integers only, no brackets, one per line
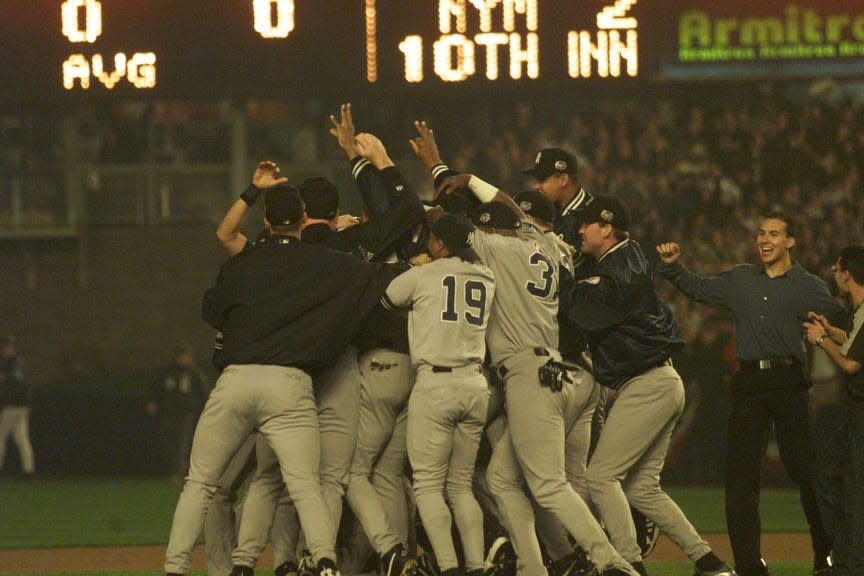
677,4,864,63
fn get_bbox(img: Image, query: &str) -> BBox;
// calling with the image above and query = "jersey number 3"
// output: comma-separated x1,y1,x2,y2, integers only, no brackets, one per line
526,251,555,298
441,276,488,326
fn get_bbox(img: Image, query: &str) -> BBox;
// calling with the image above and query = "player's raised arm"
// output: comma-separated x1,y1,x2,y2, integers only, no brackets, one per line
438,172,526,222
216,160,287,256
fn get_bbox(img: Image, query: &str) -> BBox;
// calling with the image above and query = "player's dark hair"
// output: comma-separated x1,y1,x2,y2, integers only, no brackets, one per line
839,245,864,284
456,250,481,264
763,209,797,239
270,222,303,235
611,229,629,242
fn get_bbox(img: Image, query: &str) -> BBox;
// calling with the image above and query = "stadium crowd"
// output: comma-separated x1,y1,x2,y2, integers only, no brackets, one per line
1,82,861,485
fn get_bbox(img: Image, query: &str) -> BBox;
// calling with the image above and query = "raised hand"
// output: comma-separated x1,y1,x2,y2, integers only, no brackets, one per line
251,160,288,189
355,132,394,169
329,103,359,159
409,120,443,169
656,242,681,264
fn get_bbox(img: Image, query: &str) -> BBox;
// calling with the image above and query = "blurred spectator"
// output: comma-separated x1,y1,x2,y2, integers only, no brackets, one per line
0,334,35,475
146,342,210,482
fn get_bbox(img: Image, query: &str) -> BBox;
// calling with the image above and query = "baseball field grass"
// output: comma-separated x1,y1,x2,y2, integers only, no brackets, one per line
0,477,816,576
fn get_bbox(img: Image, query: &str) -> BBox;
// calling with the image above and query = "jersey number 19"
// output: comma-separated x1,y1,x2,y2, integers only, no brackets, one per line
441,276,488,326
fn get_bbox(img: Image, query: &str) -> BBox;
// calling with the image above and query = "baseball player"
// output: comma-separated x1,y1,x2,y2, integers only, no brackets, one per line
510,189,601,575
164,184,392,576
435,174,637,576
200,160,305,576
0,334,34,476
417,124,602,575
557,195,734,576
521,152,661,563
382,213,495,576
227,112,424,576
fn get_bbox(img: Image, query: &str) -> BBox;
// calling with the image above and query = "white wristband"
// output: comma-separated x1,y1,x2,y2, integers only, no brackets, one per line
467,175,498,203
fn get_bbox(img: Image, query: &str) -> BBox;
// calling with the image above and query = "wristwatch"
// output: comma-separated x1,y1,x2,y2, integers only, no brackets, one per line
816,334,826,347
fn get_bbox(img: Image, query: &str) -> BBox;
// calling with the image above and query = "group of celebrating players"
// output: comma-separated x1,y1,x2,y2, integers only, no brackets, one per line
162,103,737,576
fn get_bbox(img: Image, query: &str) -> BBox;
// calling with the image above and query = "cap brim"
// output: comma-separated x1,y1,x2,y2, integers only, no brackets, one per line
521,167,555,180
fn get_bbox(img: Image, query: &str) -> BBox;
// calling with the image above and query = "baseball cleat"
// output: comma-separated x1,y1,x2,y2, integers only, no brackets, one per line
483,535,516,576
275,561,299,576
415,550,440,576
631,508,660,559
693,552,736,576
380,544,417,576
693,568,736,576
548,549,596,576
318,557,341,576
813,554,834,576
298,552,316,576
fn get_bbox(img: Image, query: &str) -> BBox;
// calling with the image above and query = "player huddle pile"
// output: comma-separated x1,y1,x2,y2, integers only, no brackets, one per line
163,104,851,576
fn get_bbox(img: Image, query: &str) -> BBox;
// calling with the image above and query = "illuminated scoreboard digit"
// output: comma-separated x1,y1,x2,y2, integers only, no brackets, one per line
371,0,641,83
252,0,295,38
0,0,662,104
61,0,156,89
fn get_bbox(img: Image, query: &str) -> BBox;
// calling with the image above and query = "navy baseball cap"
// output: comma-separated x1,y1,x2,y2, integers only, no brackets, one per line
514,190,557,224
434,189,479,220
474,202,520,230
431,213,479,261
521,148,578,180
265,184,305,226
299,177,339,220
581,195,631,230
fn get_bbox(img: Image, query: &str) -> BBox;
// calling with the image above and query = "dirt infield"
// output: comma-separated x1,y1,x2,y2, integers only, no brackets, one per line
0,534,813,573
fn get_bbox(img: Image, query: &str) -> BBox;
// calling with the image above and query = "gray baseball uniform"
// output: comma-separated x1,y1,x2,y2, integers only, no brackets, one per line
471,223,636,576
346,348,415,555
164,365,331,574
204,433,257,576
383,255,495,572
231,347,361,569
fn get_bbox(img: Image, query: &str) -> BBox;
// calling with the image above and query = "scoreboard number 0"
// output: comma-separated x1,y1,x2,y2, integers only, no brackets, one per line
253,0,295,39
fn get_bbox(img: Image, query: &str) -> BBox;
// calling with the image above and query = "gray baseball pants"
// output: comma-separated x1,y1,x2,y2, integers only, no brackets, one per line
408,364,489,572
164,364,334,574
232,348,361,568
346,348,414,556
586,364,711,565
488,349,636,576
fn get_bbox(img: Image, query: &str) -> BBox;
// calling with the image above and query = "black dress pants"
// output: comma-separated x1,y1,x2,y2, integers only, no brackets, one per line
725,367,830,576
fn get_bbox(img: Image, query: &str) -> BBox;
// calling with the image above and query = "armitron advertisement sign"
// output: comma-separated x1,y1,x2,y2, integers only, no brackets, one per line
660,0,864,79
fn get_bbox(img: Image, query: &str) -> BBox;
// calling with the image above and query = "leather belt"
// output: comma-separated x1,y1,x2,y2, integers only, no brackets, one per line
431,364,482,373
739,356,799,370
497,348,550,379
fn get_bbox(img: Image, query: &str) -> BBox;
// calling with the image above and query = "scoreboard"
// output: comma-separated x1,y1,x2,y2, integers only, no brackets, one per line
0,0,862,104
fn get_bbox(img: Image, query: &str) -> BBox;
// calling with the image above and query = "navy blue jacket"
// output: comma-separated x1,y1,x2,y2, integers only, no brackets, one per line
559,238,684,388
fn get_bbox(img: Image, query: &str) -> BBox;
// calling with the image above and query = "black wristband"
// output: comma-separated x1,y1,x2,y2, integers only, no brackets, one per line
240,184,264,206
